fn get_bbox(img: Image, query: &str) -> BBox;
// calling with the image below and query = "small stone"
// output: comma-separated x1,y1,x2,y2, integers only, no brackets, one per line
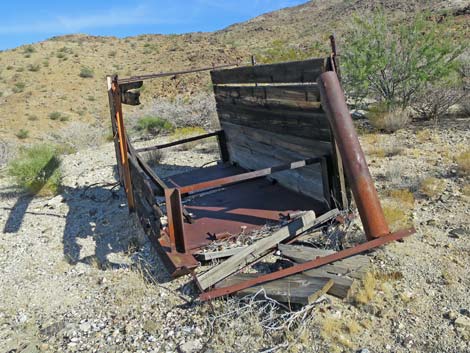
79,322,91,332
357,349,370,353
178,339,203,353
455,316,470,329
445,310,458,321
448,228,467,238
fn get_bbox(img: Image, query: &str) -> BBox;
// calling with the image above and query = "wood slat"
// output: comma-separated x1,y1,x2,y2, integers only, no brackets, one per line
278,244,370,279
214,85,322,111
216,273,333,305
197,211,318,290
211,58,325,84
217,102,331,141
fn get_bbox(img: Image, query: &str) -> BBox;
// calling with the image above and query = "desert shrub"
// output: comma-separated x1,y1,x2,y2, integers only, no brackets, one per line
258,39,324,64
49,111,62,120
385,188,415,208
455,151,470,176
13,82,25,93
79,66,94,78
343,11,462,108
142,149,165,167
412,84,464,121
170,126,208,150
135,93,218,129
16,129,29,139
23,45,35,54
135,116,174,135
108,50,117,57
7,144,62,196
59,114,69,122
56,52,66,59
27,64,40,72
367,103,410,133
27,115,38,121
420,177,446,198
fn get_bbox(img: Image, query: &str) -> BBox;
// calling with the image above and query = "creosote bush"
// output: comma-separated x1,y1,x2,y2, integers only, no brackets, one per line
79,66,94,78
135,116,174,135
16,129,29,139
343,11,462,109
413,84,464,121
49,111,62,120
7,144,62,196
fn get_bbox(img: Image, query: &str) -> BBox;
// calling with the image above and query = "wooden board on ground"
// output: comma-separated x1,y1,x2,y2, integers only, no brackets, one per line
194,246,248,261
196,210,318,290
216,273,334,305
278,244,370,279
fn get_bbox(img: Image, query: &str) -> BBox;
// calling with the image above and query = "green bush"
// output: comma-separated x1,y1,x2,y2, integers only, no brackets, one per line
16,129,29,139
79,66,94,78
23,45,35,54
342,11,462,108
135,116,174,135
7,144,62,196
49,111,62,120
27,64,40,72
13,82,25,93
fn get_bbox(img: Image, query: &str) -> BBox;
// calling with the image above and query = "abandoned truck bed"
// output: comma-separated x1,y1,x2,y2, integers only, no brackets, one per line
106,36,415,303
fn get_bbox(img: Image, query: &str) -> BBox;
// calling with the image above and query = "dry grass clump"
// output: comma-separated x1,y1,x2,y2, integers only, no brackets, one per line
367,104,410,133
362,133,403,158
463,184,470,197
455,150,470,176
350,272,377,305
382,204,413,231
170,126,208,150
142,149,165,167
419,177,446,198
384,188,415,208
415,129,432,143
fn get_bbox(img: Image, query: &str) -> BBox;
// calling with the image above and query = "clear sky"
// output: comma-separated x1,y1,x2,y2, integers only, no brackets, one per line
0,0,307,50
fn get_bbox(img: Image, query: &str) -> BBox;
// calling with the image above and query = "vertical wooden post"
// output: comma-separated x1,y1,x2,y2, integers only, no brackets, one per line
108,75,135,212
165,188,186,253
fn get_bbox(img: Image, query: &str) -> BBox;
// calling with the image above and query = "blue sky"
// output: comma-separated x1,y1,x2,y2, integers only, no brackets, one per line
0,0,307,50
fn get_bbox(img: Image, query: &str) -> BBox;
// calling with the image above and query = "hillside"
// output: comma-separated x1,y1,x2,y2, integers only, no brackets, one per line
0,0,467,160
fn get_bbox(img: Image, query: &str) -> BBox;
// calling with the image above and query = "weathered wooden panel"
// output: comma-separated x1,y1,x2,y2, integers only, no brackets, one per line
216,273,333,305
217,102,331,141
222,125,326,200
214,85,322,111
211,58,325,84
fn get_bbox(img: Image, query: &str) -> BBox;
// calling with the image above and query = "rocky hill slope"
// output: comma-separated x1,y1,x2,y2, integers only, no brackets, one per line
0,0,467,156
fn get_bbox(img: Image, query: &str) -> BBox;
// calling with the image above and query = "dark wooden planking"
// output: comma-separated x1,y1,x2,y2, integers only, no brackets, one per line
214,85,322,111
217,102,331,141
278,244,370,279
302,270,354,298
221,122,332,157
211,58,325,84
215,273,333,305
222,126,326,201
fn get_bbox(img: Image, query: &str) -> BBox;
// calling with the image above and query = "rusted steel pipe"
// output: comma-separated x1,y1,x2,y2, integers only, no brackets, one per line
317,72,390,239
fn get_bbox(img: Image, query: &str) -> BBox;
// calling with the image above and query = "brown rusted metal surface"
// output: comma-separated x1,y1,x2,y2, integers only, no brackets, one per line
111,76,135,211
318,72,390,240
164,164,328,254
165,188,186,252
199,227,415,301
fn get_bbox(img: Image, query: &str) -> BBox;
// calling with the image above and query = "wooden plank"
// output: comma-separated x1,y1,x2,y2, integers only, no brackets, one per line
302,270,354,298
211,58,325,84
222,134,326,201
194,247,248,261
196,211,317,290
278,244,370,279
217,102,331,141
214,85,322,111
216,273,334,305
221,122,332,158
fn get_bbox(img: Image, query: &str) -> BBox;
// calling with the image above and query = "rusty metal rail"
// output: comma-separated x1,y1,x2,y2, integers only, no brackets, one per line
317,72,390,240
118,63,239,84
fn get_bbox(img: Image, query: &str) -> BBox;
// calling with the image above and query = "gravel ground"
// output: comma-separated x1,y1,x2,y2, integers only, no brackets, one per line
0,119,469,352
